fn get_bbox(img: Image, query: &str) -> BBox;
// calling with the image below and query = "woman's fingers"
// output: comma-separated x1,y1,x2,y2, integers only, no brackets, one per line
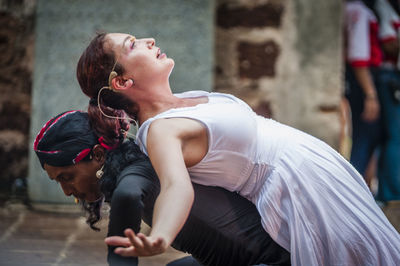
124,229,145,250
115,246,137,257
137,233,152,247
106,229,167,257
141,234,164,249
137,233,159,252
137,233,167,255
104,236,131,247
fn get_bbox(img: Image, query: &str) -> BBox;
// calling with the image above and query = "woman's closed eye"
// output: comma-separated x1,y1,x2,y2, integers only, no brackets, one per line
130,37,136,49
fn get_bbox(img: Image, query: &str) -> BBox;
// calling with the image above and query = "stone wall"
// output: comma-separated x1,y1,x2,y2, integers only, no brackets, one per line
0,0,343,201
215,0,343,149
0,0,36,201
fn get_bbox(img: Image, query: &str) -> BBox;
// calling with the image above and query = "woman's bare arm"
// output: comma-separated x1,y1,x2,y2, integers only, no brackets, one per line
112,118,206,257
147,118,195,245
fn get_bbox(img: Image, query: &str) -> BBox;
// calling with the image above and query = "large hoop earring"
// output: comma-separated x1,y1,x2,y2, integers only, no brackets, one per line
96,88,139,139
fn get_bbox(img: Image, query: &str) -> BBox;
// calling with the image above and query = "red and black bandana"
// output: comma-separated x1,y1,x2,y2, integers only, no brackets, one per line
33,110,99,168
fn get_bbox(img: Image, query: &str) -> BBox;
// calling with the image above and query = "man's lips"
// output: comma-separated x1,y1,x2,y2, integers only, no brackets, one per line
73,193,84,199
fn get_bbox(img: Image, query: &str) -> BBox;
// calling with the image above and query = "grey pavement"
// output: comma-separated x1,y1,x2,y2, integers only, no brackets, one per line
0,203,186,266
1,201,400,266
382,200,400,233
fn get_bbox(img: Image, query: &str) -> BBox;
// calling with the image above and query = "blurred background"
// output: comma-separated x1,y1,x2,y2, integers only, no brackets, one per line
0,0,399,265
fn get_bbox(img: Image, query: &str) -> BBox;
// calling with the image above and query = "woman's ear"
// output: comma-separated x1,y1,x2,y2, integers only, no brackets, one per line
111,76,134,92
92,144,106,164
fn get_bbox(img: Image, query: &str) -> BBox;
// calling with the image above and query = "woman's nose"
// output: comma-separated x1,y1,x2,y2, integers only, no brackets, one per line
146,38,155,48
60,182,73,196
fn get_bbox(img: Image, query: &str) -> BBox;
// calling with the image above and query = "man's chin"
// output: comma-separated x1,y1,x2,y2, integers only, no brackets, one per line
85,195,104,203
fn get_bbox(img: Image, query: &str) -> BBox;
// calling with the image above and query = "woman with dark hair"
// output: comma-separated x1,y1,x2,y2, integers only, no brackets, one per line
76,33,400,265
33,110,291,266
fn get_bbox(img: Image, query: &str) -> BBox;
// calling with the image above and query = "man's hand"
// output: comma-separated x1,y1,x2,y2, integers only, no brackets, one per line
362,97,380,122
352,66,380,122
105,229,168,257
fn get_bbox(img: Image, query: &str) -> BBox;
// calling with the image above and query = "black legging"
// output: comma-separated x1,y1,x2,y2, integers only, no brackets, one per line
107,163,290,266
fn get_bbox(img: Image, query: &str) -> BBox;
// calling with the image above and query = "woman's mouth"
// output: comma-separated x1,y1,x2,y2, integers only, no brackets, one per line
157,48,166,59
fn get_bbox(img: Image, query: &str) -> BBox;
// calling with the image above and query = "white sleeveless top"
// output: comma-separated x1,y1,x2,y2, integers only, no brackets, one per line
136,91,400,265
136,90,280,199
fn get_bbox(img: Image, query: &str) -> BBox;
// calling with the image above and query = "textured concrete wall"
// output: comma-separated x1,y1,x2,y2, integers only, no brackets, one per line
215,0,343,148
28,0,214,203
0,0,36,202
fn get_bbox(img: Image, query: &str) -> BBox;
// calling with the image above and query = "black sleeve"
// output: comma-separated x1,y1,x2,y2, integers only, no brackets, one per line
107,163,290,266
106,162,159,266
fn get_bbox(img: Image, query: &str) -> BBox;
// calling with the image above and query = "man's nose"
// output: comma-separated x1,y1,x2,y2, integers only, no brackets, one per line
60,182,73,196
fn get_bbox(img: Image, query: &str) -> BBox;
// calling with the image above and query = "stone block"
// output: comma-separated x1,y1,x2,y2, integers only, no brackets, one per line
253,100,272,118
217,2,284,29
238,41,280,79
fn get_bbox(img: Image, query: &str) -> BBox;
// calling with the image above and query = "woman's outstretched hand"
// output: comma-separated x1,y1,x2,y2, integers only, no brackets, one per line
105,228,168,257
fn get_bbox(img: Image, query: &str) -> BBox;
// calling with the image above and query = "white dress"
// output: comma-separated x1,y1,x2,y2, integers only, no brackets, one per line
136,91,400,266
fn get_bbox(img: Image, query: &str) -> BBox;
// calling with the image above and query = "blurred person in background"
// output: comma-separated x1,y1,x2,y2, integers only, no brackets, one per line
344,0,383,189
374,0,400,203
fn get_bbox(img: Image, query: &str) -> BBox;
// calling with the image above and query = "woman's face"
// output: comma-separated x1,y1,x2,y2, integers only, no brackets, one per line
44,159,102,203
106,33,174,86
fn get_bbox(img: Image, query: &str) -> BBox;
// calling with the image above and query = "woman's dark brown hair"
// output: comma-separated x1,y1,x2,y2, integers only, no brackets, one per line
77,32,138,148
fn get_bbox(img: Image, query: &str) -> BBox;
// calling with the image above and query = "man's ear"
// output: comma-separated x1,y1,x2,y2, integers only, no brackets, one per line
111,76,134,92
92,144,106,164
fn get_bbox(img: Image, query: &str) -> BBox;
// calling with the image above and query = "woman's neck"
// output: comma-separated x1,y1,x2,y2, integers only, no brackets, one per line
128,82,180,124
138,96,210,126
137,95,182,124
125,81,207,125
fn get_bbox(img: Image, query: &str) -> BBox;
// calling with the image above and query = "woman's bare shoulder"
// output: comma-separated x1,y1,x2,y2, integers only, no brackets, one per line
148,117,205,139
